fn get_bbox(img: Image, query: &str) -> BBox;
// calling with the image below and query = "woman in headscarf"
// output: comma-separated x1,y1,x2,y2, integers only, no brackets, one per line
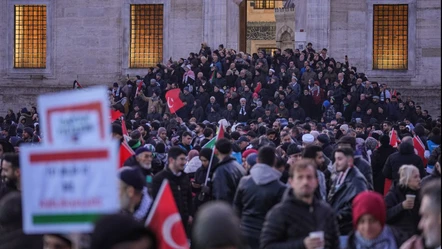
192,148,219,212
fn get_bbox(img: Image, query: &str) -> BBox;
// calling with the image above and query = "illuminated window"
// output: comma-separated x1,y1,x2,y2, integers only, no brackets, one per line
258,47,278,55
14,5,47,68
254,0,275,9
130,4,163,68
373,4,408,70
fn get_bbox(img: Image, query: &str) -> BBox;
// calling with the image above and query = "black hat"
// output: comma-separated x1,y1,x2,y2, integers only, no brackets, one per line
317,134,330,144
23,127,34,136
90,214,156,249
119,167,145,191
237,136,250,143
286,143,302,156
246,131,257,138
112,124,123,136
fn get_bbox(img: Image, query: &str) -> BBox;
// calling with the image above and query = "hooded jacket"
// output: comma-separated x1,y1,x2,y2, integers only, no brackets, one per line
212,156,246,204
260,188,340,249
233,164,286,241
382,142,426,182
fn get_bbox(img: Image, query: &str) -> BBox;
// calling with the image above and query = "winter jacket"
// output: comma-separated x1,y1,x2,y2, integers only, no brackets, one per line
233,164,286,247
421,168,441,187
212,156,246,204
385,183,421,237
152,167,193,227
382,142,426,182
354,156,374,190
0,226,42,249
260,188,340,249
371,145,397,194
327,167,368,235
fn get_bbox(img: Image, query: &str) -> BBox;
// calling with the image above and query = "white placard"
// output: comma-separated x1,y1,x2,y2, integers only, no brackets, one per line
37,86,111,145
20,142,119,234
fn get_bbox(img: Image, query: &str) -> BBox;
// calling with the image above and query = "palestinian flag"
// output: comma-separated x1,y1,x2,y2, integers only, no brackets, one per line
202,123,224,149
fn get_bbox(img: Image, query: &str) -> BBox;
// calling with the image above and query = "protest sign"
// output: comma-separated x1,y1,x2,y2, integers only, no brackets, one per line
37,86,111,145
20,142,119,234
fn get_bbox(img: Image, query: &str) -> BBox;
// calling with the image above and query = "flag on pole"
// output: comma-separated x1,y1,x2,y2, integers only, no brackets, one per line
389,128,399,148
146,180,189,249
165,89,185,114
119,141,134,168
111,109,123,122
202,123,225,149
413,135,427,166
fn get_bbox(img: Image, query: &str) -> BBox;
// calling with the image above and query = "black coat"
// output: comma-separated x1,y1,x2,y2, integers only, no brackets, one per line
260,189,340,249
354,156,374,190
152,167,193,227
212,156,246,204
385,183,421,237
233,164,286,245
371,145,397,194
383,142,426,182
0,227,42,249
327,167,368,235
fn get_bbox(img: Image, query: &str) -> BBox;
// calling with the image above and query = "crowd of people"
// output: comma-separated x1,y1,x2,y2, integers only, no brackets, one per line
0,42,441,249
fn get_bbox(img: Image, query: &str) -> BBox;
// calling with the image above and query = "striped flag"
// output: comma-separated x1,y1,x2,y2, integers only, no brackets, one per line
389,128,399,148
202,123,224,149
413,135,427,166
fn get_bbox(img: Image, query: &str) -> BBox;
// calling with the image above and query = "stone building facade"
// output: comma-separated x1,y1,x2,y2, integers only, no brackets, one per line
0,0,440,116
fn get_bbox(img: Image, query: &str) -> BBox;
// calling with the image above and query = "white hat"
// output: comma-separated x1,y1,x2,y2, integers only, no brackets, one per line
302,134,315,144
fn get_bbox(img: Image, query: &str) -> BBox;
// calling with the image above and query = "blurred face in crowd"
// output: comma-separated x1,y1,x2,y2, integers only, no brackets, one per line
136,151,153,169
43,235,72,249
419,195,441,248
281,134,291,144
169,153,187,173
289,163,318,199
314,151,325,167
357,214,383,240
182,135,192,146
334,151,353,172
1,160,19,186
407,168,421,190
200,156,209,168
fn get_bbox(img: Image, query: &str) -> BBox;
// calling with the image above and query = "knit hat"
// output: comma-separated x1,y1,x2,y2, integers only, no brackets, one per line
365,137,378,151
112,124,123,136
287,143,302,156
379,134,390,146
317,134,330,144
352,191,386,228
128,139,142,150
242,149,258,159
323,100,331,109
340,124,349,133
246,153,258,167
199,148,213,160
118,167,145,191
337,136,356,149
23,127,34,136
135,146,151,156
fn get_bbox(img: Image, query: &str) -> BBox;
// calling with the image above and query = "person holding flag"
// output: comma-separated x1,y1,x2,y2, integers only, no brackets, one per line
151,146,193,237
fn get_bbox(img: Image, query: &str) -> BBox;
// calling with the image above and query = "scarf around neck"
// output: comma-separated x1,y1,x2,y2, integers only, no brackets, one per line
354,225,397,249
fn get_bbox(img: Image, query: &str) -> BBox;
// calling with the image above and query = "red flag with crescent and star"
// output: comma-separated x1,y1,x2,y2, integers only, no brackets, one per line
146,180,189,249
413,135,427,166
165,89,185,114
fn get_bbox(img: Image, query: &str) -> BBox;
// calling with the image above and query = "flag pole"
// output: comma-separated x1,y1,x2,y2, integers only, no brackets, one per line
204,147,216,186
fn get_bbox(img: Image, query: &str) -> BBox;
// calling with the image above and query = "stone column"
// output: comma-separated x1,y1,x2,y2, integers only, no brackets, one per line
305,0,330,50
203,0,228,50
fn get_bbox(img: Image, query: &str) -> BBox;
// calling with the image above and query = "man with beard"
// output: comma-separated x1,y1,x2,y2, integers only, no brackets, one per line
124,147,155,188
260,159,340,249
118,166,152,223
0,153,20,200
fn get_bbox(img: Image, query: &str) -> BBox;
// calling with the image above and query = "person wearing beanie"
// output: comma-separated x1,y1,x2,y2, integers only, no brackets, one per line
346,191,407,249
233,146,286,249
22,127,35,143
317,133,333,158
384,165,422,238
192,148,219,211
336,136,374,189
123,146,156,187
212,138,246,204
118,166,151,222
328,147,368,235
261,159,340,249
370,134,397,195
245,153,258,172
90,213,157,249
192,201,245,249
241,148,258,169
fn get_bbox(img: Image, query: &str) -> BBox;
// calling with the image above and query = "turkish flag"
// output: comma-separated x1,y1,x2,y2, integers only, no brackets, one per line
119,141,134,168
389,128,399,148
413,136,427,166
165,89,185,114
384,178,392,196
111,109,123,122
146,180,189,249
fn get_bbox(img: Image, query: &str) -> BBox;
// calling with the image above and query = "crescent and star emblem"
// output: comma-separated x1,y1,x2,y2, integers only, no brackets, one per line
167,97,175,109
162,213,187,249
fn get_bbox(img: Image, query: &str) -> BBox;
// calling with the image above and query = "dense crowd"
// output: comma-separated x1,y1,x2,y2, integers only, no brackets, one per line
0,42,441,249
